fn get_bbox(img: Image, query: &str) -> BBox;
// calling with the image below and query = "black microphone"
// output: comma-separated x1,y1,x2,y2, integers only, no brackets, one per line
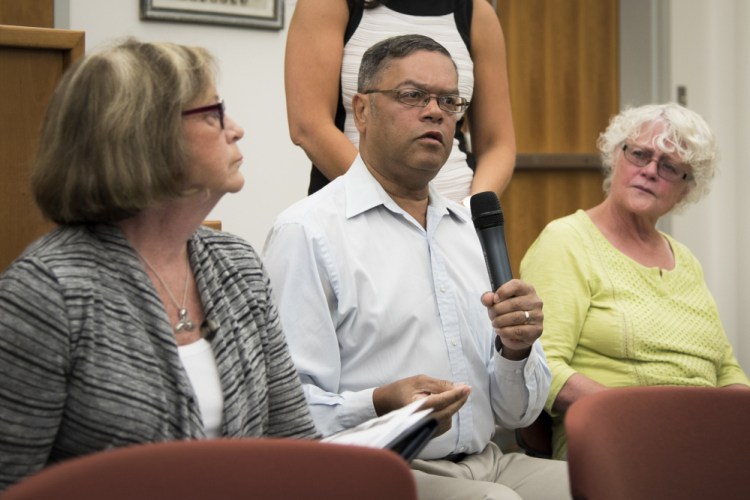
470,191,513,291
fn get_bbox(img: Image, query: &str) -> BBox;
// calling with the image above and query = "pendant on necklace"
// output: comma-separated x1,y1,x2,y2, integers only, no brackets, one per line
175,308,196,332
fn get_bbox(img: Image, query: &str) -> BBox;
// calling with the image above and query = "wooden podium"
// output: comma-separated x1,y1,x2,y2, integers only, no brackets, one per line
0,25,84,271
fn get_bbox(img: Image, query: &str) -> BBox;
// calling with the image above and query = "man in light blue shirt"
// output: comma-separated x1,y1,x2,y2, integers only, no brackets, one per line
264,34,569,500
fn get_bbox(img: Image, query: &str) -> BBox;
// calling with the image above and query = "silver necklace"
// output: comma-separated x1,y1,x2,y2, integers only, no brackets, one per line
139,253,196,333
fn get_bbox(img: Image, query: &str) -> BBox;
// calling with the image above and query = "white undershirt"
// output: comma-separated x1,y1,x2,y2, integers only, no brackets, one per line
178,339,223,438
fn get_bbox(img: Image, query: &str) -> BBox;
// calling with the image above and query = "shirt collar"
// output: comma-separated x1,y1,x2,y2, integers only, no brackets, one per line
343,155,471,224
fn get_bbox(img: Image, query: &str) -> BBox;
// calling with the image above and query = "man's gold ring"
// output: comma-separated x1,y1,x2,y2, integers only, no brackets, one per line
523,310,531,325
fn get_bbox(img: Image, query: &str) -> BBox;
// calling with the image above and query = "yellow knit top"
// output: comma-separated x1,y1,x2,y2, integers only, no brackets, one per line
520,210,750,459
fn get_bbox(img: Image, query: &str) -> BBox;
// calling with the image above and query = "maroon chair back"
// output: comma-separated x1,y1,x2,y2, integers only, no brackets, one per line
1,438,417,500
565,386,750,500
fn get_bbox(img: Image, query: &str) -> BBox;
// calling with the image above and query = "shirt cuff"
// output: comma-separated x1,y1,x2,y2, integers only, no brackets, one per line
494,350,530,381
339,387,378,428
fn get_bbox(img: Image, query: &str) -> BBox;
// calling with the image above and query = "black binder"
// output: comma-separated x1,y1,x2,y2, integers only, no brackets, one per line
322,400,438,462
385,415,439,462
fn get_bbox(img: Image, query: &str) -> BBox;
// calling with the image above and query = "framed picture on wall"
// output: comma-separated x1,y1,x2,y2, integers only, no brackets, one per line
140,0,284,30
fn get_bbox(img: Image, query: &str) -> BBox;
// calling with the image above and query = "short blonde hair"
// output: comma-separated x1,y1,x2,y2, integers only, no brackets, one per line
597,103,718,209
32,38,217,224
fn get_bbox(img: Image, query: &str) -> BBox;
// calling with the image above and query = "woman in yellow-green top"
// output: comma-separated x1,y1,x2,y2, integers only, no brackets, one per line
520,103,750,460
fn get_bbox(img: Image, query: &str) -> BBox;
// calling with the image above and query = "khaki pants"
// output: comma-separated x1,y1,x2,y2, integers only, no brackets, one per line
411,442,570,500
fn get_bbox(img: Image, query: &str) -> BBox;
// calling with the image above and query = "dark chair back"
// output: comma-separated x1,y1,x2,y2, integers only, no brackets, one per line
2,438,418,500
565,386,750,500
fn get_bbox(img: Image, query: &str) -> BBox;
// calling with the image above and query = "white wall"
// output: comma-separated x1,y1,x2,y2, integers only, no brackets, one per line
736,0,750,372
667,0,749,369
56,0,309,251
613,0,749,371
619,0,670,108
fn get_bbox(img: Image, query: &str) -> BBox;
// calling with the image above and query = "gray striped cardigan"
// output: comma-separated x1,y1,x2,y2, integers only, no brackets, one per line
0,224,318,490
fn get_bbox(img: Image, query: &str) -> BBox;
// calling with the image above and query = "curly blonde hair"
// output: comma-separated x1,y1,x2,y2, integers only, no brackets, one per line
597,103,718,210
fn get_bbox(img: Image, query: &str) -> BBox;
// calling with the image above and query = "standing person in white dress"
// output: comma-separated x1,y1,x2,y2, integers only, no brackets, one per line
285,0,516,204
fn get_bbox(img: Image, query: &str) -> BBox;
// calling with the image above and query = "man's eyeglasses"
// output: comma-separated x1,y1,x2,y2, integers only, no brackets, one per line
363,88,470,114
621,143,693,182
182,99,225,129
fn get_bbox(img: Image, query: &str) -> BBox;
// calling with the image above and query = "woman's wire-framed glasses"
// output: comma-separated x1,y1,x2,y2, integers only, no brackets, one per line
621,143,693,182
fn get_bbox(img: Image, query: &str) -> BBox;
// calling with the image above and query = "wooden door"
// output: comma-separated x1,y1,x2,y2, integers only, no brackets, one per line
0,0,53,28
0,26,84,271
495,0,618,275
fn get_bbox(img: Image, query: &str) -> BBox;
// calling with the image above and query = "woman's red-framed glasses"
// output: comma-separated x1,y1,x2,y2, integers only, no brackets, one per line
181,99,225,129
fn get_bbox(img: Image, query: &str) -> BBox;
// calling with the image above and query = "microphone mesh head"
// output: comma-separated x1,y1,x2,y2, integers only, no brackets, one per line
470,191,504,229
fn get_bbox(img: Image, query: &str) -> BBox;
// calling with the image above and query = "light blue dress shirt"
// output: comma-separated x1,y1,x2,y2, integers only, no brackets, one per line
263,156,550,459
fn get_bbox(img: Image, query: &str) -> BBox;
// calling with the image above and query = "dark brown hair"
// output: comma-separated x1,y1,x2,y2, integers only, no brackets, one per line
358,34,455,92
